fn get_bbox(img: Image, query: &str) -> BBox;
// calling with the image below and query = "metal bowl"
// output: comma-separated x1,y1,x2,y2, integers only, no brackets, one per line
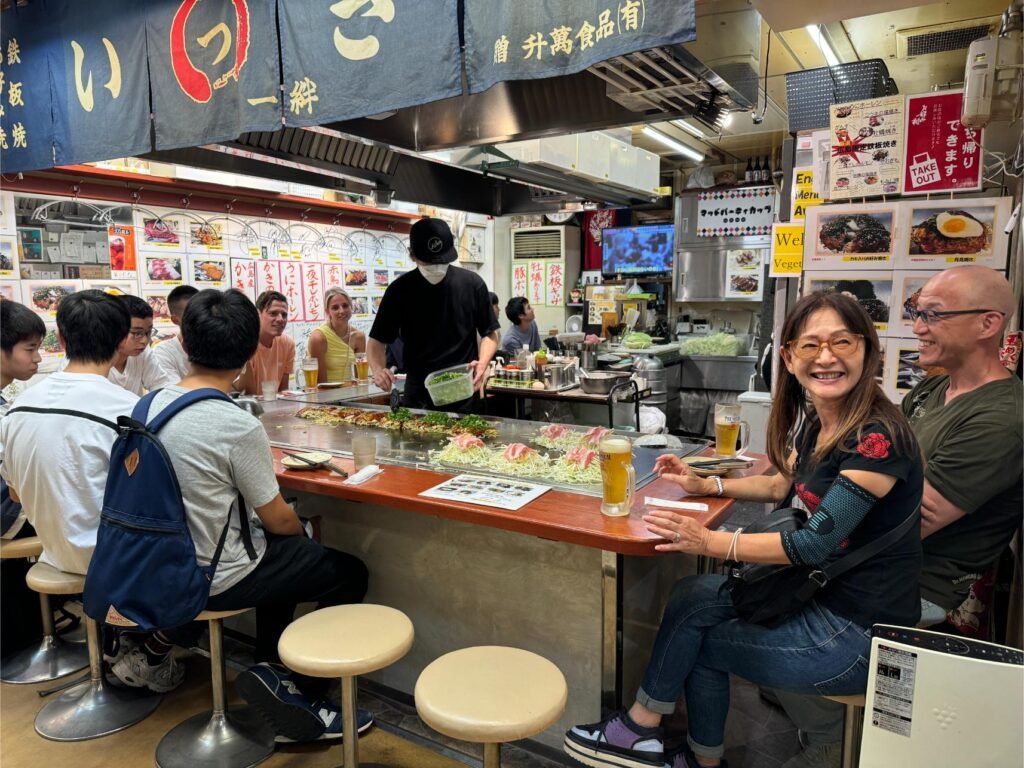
578,370,632,395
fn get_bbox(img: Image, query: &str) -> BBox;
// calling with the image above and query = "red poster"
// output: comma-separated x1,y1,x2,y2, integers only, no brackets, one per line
903,91,982,195
108,224,137,272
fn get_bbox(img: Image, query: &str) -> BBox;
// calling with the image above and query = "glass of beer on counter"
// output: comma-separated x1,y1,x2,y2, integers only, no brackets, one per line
599,435,635,517
302,358,319,391
354,353,370,382
714,403,749,458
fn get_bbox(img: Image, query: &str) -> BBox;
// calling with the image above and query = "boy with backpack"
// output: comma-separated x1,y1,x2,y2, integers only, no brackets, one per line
111,288,369,742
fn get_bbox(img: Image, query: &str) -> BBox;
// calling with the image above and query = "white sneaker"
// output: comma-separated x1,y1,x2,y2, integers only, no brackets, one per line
111,647,185,693
103,632,139,666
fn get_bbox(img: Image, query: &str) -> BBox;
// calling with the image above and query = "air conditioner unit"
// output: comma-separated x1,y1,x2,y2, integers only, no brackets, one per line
510,225,580,263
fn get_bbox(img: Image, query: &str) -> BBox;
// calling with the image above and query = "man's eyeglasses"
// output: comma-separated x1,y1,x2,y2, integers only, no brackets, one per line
786,332,863,360
907,307,1005,325
129,329,157,340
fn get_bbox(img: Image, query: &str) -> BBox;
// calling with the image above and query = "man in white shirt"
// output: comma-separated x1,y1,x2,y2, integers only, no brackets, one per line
151,285,198,381
0,290,138,575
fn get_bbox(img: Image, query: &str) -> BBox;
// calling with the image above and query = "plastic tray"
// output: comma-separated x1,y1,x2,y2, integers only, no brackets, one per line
424,364,474,406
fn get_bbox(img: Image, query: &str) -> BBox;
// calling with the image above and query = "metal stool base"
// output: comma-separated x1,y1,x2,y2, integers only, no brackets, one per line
34,677,162,741
155,706,274,768
1,635,89,684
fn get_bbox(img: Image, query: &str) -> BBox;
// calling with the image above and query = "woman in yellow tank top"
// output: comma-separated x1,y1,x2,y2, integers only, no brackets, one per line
308,287,366,383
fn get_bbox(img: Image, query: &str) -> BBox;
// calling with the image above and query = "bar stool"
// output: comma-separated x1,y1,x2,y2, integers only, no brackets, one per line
0,537,89,684
415,646,567,768
825,694,866,768
156,608,274,768
278,604,414,767
29,562,162,741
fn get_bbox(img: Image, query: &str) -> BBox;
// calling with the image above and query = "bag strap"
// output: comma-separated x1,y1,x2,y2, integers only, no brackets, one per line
208,492,257,577
139,388,233,433
5,406,117,431
815,508,920,583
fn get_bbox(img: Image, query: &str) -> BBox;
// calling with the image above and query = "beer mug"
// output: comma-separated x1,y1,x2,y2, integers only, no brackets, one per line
714,403,749,458
354,353,370,382
302,358,319,391
599,435,635,517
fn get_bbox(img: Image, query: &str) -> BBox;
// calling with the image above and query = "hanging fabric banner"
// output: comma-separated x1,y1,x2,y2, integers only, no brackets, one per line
49,0,152,166
278,0,461,127
463,0,696,95
0,2,58,173
146,0,282,151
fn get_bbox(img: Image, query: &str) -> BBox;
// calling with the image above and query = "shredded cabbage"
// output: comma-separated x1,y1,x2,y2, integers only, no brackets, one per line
432,442,602,486
680,332,742,357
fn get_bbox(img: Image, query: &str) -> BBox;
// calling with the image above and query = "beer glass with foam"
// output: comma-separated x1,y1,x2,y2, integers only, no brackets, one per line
599,435,635,517
302,358,319,390
714,403,749,458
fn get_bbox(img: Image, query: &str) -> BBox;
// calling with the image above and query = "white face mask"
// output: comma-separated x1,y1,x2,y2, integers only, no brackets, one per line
418,262,449,284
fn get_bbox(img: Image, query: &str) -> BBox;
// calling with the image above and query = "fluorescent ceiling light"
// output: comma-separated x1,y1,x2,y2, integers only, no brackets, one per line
806,24,840,67
670,119,709,140
721,112,734,128
641,126,705,162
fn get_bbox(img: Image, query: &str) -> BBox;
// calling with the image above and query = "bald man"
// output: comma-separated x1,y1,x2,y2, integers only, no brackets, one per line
774,267,1021,768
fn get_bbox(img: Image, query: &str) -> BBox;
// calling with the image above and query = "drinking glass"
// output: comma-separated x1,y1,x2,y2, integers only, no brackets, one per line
714,403,749,458
260,381,277,402
351,430,377,470
599,435,635,517
302,358,319,391
354,353,370,382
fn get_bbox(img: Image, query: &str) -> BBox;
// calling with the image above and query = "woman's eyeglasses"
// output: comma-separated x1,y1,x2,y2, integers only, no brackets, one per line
906,307,1004,325
786,332,863,360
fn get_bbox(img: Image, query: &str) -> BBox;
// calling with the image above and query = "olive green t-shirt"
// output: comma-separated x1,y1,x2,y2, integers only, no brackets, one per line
902,374,1023,609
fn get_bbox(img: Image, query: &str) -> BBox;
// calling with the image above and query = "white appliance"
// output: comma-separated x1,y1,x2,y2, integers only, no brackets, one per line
509,225,581,336
859,625,1024,767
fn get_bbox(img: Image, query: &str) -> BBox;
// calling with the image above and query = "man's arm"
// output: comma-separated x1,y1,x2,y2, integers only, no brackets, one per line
368,337,395,390
471,331,499,388
234,359,256,395
253,493,303,536
921,479,968,538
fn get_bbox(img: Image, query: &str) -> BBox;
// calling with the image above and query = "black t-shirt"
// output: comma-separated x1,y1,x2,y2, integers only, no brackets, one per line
788,420,924,628
369,267,499,405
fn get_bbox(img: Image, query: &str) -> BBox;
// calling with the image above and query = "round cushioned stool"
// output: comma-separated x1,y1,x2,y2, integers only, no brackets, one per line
30,562,162,741
415,646,567,768
825,694,866,768
0,537,89,684
279,604,414,768
156,608,274,768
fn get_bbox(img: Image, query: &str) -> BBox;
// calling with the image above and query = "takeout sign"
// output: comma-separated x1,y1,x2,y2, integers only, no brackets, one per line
769,224,804,277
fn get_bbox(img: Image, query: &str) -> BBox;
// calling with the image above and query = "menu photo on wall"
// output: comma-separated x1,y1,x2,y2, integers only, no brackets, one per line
897,197,1012,270
802,271,893,333
829,95,905,199
804,203,898,270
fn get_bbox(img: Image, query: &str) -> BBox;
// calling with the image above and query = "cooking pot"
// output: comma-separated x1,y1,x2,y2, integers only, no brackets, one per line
578,370,632,395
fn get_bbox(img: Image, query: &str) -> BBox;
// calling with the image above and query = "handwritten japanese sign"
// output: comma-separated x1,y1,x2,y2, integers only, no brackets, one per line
829,95,905,199
146,0,281,150
902,91,982,195
546,261,564,306
528,260,545,305
697,187,776,237
302,261,324,322
512,263,527,298
256,259,280,296
230,257,257,301
279,260,304,322
0,3,57,172
48,0,150,165
278,0,461,127
323,262,344,289
464,0,696,94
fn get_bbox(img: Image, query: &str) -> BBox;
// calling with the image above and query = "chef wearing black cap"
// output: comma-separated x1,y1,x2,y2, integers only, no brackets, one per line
368,218,500,412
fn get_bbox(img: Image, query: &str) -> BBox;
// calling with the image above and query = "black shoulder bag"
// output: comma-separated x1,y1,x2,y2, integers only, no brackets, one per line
721,506,919,627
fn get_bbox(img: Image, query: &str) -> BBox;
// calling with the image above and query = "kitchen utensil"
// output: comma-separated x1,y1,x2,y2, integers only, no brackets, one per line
546,364,568,389
235,397,264,418
624,308,640,334
578,370,632,395
390,386,402,413
281,451,349,478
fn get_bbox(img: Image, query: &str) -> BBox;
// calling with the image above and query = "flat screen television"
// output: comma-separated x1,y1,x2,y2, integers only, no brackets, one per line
601,224,674,276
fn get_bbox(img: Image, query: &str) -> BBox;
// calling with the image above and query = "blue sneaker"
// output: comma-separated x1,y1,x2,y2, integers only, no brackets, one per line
564,709,666,768
236,662,374,743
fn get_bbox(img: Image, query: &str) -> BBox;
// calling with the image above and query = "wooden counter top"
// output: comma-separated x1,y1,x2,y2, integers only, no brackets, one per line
275,448,771,556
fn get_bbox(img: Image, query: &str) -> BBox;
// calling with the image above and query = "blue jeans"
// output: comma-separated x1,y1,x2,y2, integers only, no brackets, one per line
635,575,871,760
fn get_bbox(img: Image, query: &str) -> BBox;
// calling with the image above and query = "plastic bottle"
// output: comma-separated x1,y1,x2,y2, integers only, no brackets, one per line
516,344,531,371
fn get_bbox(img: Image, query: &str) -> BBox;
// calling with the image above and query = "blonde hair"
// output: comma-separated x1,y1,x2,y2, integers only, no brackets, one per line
324,287,352,307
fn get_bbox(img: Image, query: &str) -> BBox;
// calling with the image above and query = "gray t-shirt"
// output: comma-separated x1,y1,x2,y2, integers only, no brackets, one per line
500,322,542,355
145,387,280,595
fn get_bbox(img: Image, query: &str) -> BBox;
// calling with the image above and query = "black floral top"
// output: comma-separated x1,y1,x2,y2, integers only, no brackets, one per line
787,420,924,628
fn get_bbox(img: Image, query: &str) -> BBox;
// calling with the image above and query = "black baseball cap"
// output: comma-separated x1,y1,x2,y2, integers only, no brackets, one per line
409,217,457,264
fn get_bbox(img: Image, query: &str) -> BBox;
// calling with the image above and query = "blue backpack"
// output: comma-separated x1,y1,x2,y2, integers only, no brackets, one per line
82,388,256,632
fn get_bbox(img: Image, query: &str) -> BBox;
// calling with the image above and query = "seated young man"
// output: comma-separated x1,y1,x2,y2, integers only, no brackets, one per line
501,296,541,355
0,291,138,574
116,288,370,743
151,285,199,381
235,290,295,395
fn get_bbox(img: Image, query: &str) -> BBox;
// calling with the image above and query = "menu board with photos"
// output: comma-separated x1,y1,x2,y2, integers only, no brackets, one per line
829,95,906,199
